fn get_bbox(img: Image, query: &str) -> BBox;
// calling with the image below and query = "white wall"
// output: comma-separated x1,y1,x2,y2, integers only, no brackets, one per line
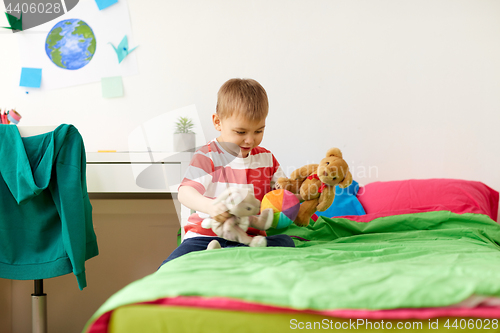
1,0,499,193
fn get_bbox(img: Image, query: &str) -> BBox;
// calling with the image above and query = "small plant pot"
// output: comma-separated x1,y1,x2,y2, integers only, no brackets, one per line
173,133,196,152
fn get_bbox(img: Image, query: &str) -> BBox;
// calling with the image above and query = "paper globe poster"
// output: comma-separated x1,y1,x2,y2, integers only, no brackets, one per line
16,0,138,90
45,19,96,70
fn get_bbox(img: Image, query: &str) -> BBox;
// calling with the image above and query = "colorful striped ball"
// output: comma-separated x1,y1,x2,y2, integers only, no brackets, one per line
261,189,300,229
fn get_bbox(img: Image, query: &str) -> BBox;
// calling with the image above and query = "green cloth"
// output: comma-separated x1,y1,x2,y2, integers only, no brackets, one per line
0,124,98,290
85,211,500,331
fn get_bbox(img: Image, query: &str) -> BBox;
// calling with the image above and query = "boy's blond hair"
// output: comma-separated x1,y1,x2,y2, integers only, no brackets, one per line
216,78,269,121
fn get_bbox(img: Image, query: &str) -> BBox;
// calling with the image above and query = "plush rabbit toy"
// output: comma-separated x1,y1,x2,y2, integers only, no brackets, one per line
201,187,274,248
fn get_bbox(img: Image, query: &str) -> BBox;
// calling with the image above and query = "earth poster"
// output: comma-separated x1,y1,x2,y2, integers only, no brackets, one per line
45,19,96,70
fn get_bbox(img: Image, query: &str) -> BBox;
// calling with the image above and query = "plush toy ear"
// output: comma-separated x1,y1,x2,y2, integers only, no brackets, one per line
225,193,243,210
326,148,342,159
213,188,233,205
225,188,250,209
338,170,353,188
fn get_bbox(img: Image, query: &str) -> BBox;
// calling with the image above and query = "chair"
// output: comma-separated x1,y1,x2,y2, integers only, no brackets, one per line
19,126,55,333
0,125,98,333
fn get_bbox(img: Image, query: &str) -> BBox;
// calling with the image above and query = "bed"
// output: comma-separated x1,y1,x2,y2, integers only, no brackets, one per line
83,178,500,333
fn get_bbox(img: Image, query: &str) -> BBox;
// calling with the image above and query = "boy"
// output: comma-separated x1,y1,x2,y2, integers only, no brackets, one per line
159,78,295,265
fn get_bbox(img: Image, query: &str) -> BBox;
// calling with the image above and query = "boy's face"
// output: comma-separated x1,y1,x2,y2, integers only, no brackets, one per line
212,113,266,158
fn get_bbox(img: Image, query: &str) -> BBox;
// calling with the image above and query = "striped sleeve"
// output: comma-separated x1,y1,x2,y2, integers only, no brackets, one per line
271,154,286,188
178,148,214,195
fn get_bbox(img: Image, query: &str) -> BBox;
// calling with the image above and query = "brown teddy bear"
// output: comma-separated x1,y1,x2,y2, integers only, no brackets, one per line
275,148,352,226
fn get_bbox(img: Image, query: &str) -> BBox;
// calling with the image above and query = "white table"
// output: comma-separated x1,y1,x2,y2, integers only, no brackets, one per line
86,151,193,235
17,127,193,234
86,152,192,193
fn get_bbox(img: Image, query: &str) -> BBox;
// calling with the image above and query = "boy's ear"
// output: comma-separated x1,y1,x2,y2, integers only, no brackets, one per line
212,113,221,131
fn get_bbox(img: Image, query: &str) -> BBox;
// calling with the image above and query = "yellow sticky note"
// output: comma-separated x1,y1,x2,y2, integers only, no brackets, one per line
101,76,123,98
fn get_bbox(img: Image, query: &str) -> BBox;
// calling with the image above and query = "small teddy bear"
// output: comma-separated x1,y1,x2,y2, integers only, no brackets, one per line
275,148,352,226
201,187,274,248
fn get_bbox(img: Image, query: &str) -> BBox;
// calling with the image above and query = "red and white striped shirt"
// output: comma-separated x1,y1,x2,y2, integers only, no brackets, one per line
179,139,286,240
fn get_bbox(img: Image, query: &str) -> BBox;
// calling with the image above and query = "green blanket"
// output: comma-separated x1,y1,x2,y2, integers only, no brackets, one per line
85,211,500,330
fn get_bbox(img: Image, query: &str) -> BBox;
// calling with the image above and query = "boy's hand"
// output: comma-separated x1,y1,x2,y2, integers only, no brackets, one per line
209,202,231,222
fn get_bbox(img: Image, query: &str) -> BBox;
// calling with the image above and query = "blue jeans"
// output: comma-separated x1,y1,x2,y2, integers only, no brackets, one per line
159,235,295,268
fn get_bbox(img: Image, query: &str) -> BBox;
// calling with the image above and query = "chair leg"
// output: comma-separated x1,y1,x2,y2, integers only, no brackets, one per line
32,279,47,333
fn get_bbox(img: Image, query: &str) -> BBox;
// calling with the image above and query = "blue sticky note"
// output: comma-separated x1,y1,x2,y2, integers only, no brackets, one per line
19,67,42,88
95,0,118,10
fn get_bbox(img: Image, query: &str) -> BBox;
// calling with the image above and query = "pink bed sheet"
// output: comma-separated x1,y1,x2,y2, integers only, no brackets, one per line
88,296,500,333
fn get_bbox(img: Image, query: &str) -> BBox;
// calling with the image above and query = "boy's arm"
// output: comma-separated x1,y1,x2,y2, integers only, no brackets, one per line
178,185,231,222
271,166,287,189
271,163,302,201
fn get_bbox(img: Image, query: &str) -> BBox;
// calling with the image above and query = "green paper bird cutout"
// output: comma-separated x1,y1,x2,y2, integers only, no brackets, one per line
3,12,22,31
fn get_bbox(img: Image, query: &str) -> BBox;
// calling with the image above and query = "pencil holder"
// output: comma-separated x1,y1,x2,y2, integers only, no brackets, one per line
7,110,22,125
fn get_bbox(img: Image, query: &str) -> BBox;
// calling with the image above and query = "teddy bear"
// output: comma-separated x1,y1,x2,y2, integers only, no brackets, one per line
201,187,274,248
275,147,352,227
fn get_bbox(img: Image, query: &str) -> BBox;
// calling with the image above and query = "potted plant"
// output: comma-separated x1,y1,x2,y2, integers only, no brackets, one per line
173,116,196,152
